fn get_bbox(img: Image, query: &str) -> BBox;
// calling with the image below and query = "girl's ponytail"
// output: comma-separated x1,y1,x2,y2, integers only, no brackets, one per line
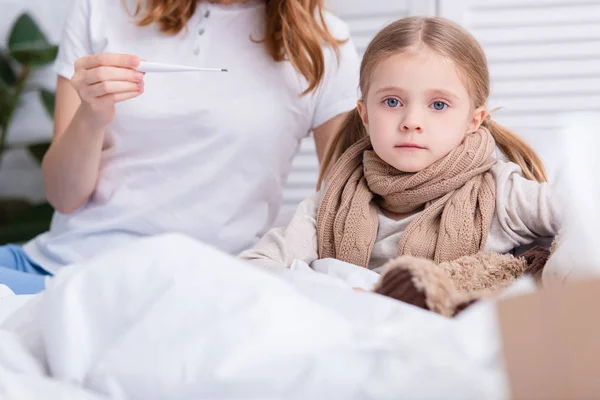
483,119,548,182
316,107,367,190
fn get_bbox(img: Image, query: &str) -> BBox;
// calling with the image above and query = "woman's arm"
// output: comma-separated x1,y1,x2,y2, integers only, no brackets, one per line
42,54,143,213
310,17,360,164
313,112,348,163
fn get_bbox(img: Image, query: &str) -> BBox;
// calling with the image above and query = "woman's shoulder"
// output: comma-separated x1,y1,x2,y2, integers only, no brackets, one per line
320,11,352,41
77,0,124,12
68,0,133,23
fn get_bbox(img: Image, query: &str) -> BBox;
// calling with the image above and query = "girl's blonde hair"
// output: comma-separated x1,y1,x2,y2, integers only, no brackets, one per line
317,17,547,189
124,0,344,94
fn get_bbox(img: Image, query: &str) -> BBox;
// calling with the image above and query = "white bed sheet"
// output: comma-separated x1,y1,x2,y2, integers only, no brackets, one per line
0,233,526,400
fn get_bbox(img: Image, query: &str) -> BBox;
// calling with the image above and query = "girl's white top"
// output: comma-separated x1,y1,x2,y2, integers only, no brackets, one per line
25,0,360,272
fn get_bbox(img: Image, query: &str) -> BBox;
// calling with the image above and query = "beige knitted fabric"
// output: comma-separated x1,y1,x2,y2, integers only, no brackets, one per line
316,127,498,267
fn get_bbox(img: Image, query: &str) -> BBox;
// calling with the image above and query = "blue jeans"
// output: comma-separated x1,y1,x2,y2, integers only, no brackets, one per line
0,245,51,295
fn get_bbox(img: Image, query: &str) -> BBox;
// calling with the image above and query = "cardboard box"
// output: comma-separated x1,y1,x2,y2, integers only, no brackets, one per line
498,278,600,399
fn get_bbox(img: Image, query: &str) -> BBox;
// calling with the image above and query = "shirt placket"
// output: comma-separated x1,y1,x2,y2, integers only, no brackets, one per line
193,6,211,57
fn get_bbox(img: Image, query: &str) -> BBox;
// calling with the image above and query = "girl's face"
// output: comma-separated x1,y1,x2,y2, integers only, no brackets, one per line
358,47,487,173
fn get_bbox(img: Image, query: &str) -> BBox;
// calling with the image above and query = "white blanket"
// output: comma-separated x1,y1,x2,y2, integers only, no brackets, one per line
0,233,523,400
542,113,600,285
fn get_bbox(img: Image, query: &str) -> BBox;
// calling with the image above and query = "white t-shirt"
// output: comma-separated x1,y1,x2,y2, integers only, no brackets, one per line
24,0,360,273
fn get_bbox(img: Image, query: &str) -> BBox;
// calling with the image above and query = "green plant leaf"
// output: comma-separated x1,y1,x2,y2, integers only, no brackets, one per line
39,88,55,118
0,201,54,244
27,141,50,164
9,44,58,66
8,14,57,66
8,14,48,51
0,219,51,244
11,201,54,224
0,82,16,128
0,52,17,86
0,198,31,224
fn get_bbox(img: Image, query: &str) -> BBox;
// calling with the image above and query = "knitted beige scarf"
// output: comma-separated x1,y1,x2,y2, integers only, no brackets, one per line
316,127,497,267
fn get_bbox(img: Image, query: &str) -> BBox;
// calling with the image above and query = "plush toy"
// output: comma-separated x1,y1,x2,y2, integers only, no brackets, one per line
373,244,553,317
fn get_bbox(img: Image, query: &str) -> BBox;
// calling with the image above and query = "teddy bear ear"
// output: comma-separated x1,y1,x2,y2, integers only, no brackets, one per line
374,266,428,310
521,246,551,283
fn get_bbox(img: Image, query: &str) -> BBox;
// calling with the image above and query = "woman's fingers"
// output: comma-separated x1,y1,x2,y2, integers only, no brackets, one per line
109,91,144,103
84,66,144,85
86,80,143,99
75,53,140,71
70,53,145,125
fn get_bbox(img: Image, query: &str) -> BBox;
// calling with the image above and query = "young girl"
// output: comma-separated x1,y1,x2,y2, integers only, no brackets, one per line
240,17,561,303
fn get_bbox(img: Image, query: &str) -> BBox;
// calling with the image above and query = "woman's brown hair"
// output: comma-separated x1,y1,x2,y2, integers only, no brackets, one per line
317,17,547,189
125,0,344,94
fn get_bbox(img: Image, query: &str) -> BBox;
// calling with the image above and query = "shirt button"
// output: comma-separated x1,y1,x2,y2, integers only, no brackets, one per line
204,10,210,18
198,28,205,35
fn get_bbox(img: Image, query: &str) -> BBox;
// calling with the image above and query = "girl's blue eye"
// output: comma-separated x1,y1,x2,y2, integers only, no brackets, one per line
384,98,400,108
431,101,448,111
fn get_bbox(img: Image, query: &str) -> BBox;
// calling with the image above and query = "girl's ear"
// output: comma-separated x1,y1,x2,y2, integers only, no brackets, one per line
357,100,369,131
467,105,487,135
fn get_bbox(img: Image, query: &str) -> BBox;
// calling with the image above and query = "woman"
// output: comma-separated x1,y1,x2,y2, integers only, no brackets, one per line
0,0,360,294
